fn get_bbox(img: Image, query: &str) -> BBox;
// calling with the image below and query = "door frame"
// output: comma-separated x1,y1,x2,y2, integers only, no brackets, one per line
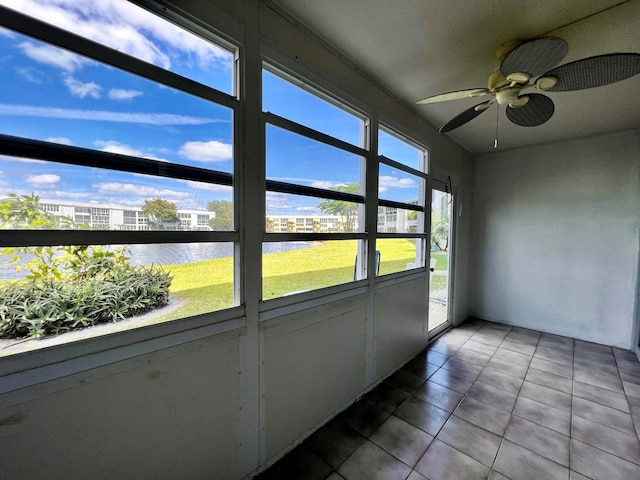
427,177,456,340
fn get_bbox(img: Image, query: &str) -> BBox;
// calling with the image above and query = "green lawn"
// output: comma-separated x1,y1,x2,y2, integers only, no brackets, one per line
156,239,426,322
431,251,448,270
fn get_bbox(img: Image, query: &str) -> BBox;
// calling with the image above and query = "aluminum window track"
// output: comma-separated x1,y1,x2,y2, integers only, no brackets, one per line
264,112,367,158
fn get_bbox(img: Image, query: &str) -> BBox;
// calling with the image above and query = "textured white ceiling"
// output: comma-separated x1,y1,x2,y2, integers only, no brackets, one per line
273,0,640,154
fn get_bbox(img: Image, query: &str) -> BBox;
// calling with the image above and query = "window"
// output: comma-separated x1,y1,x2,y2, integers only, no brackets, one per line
0,1,238,353
376,127,428,275
262,66,368,299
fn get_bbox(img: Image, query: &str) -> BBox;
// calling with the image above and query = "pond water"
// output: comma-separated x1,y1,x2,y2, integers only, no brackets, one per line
0,241,315,280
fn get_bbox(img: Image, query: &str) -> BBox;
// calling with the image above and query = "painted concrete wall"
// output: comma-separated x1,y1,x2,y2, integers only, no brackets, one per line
0,1,474,479
0,332,244,480
471,129,640,348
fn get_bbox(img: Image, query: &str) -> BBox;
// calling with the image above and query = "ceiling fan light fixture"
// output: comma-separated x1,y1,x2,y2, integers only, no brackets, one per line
509,95,529,108
536,76,558,90
474,101,493,112
506,72,530,84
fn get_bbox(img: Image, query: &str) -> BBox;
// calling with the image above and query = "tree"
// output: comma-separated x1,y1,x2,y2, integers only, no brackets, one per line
207,200,233,231
318,182,360,233
431,213,450,251
142,198,179,229
0,193,70,229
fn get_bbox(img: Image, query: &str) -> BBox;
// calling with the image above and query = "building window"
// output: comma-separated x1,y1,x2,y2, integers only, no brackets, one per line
0,0,238,351
376,127,428,275
262,66,368,299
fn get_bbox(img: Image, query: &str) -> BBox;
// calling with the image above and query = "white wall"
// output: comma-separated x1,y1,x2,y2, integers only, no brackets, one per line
471,129,640,348
0,1,474,479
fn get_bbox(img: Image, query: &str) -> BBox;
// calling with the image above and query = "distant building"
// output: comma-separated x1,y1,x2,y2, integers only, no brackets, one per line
377,199,420,233
37,200,216,231
266,215,344,233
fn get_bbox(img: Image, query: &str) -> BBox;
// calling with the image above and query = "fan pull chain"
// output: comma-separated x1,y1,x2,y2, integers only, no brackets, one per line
494,104,499,149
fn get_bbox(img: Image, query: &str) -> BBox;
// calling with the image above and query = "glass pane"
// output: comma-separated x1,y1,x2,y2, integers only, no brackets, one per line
378,163,422,203
266,193,362,233
0,242,233,352
377,206,423,234
263,69,363,147
376,238,423,276
263,240,361,299
266,124,362,189
378,129,424,171
0,156,232,231
429,189,452,331
0,0,234,94
0,30,233,172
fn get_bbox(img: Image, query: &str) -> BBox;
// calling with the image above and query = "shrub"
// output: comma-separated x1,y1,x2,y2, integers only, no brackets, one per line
0,246,172,339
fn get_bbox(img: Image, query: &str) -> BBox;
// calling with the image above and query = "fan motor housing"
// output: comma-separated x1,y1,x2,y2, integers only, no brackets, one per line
496,87,523,106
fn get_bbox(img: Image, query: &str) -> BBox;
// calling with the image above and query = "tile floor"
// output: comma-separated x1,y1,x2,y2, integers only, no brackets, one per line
256,319,640,480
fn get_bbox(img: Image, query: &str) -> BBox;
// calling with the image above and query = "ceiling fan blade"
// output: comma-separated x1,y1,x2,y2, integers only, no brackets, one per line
506,94,554,127
501,37,568,78
440,101,492,133
542,53,640,92
417,88,488,105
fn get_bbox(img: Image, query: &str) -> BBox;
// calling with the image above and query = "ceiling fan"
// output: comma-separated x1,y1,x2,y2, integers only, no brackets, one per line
416,37,640,134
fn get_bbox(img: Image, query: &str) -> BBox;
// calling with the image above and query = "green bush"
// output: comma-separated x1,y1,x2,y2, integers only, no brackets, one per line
0,246,172,339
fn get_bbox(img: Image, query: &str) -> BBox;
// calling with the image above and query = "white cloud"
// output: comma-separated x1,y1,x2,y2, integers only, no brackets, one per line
0,26,16,38
94,140,164,161
0,103,227,125
46,136,74,145
26,173,60,186
379,176,417,189
18,41,87,72
183,180,232,194
63,75,102,98
15,66,44,83
0,154,45,164
93,182,192,201
108,88,143,100
4,0,230,71
178,140,232,162
297,206,321,213
310,180,338,190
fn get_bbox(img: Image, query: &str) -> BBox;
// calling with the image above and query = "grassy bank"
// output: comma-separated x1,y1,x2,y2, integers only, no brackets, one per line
158,241,448,322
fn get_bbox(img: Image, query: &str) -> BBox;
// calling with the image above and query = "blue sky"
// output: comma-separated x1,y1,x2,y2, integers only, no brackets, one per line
0,0,424,216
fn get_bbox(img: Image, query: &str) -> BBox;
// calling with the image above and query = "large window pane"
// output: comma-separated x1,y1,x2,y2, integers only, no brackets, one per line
0,30,233,172
376,238,424,275
263,69,362,146
377,206,422,234
0,157,232,231
0,0,235,94
266,193,362,233
378,163,422,203
263,240,361,299
266,125,362,188
378,129,425,171
0,242,234,352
